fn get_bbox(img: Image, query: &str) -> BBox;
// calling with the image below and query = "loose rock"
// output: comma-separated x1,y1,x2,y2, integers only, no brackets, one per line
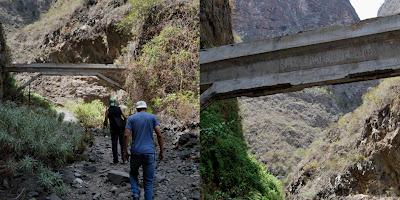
46,193,62,200
28,191,39,197
73,178,84,185
107,170,130,185
93,193,101,200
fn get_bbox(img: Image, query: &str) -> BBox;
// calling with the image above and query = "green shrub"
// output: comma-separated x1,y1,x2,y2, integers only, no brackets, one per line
125,24,199,104
0,102,83,167
18,155,38,175
119,0,199,122
152,90,198,122
38,165,68,195
118,0,160,33
201,99,284,200
66,100,105,128
0,102,84,194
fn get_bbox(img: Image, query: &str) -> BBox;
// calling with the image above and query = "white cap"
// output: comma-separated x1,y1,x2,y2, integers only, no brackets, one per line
136,101,147,109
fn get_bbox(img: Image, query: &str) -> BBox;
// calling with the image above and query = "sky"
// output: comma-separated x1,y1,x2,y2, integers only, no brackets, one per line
350,0,385,20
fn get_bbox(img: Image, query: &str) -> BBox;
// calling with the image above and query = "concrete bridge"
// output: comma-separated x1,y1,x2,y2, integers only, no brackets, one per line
5,63,126,90
200,14,400,106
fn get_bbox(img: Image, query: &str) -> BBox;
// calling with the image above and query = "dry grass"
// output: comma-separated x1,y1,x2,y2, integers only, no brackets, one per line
287,77,400,197
119,0,199,123
24,0,83,32
238,88,340,182
9,0,84,62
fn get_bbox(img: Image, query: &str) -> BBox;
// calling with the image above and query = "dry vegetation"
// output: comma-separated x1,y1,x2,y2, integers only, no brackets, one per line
286,77,400,198
65,100,106,128
238,86,342,181
9,0,84,62
117,0,199,124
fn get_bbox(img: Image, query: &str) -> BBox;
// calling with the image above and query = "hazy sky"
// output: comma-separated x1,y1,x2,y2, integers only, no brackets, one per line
350,0,385,19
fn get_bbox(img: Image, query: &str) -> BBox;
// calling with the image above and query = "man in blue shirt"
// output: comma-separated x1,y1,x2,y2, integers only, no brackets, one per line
124,101,164,200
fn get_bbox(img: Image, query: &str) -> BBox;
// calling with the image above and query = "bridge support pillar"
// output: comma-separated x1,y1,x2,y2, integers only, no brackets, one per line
0,63,3,102
0,23,6,102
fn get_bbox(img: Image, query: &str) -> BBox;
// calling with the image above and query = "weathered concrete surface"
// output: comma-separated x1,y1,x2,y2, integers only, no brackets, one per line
200,14,400,106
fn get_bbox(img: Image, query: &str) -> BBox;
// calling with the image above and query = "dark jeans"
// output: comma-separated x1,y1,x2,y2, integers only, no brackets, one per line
130,153,156,200
110,128,124,163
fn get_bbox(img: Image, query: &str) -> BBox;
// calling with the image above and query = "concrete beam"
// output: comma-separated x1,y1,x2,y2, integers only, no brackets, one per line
96,73,124,90
5,63,125,74
5,63,126,90
200,14,400,106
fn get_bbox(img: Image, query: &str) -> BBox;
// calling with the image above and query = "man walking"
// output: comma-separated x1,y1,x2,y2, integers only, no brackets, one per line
124,101,164,200
103,97,126,164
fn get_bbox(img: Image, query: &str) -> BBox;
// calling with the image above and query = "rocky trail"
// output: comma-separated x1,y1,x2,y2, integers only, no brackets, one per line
60,127,200,200
8,109,200,200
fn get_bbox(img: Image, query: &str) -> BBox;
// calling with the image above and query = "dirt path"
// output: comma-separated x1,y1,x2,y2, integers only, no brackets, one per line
63,128,200,200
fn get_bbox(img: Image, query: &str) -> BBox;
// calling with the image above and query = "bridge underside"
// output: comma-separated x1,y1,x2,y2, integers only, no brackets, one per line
5,63,126,90
200,14,400,106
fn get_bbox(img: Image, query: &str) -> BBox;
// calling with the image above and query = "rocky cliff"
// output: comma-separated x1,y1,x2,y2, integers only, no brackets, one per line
9,0,130,64
0,0,55,33
200,0,234,48
287,77,400,199
378,0,400,16
229,0,359,41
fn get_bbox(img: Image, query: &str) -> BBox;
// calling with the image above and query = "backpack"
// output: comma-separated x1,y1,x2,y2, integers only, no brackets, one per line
108,107,126,132
114,116,126,132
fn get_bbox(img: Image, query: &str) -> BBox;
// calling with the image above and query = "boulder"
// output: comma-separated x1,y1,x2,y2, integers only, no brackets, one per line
107,170,130,185
177,133,198,148
73,178,83,185
46,193,62,200
83,164,97,173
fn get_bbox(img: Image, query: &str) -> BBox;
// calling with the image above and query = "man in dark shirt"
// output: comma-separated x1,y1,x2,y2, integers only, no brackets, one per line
103,97,126,164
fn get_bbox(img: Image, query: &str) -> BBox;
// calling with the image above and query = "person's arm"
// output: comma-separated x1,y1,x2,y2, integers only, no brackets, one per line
103,109,109,128
124,128,132,161
155,125,164,160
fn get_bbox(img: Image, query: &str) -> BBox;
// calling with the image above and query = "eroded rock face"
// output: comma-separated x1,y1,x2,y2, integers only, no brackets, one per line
200,0,234,48
239,88,342,179
9,0,130,64
287,97,400,199
378,0,400,16
229,0,359,41
0,0,55,33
